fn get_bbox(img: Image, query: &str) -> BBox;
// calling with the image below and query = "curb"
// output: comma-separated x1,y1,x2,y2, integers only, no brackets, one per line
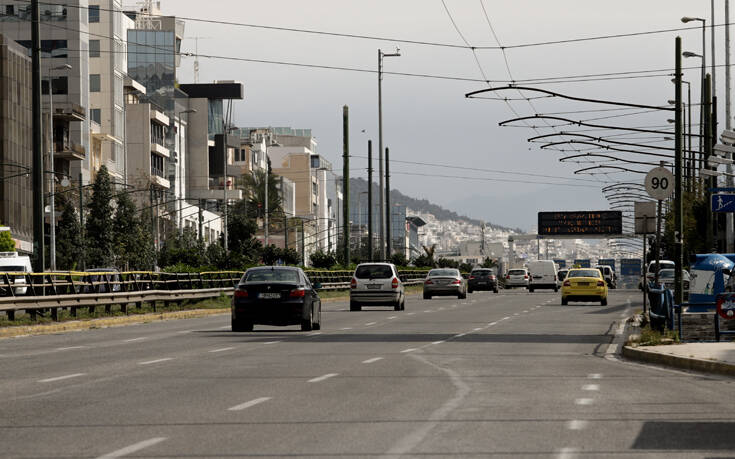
622,345,735,377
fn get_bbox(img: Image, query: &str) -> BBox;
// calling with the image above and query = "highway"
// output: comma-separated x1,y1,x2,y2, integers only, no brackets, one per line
2,290,735,458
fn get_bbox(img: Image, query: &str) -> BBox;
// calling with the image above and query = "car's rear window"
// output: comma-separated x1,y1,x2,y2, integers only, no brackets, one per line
508,269,526,275
568,269,602,278
244,269,300,283
471,270,494,276
658,270,675,279
355,265,393,279
428,269,459,277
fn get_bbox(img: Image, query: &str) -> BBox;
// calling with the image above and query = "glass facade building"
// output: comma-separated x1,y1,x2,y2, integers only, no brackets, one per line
127,29,176,113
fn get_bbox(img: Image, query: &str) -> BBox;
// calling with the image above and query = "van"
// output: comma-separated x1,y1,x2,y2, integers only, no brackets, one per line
0,252,33,295
527,260,559,292
595,265,617,289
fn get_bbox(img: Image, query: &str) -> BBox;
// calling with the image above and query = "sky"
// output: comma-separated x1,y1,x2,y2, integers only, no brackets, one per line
163,0,717,230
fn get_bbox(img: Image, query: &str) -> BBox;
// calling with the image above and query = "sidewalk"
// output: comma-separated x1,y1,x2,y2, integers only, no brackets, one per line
622,342,735,377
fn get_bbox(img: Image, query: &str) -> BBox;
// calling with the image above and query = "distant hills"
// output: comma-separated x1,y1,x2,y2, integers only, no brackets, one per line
347,177,521,232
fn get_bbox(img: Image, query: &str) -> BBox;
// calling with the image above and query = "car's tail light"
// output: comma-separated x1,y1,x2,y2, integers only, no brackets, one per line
490,275,496,280
563,280,571,287
425,279,434,285
350,278,357,289
597,281,605,287
391,277,399,289
506,274,510,279
469,275,475,280
524,274,529,279
289,288,305,298
451,279,461,285
234,288,248,298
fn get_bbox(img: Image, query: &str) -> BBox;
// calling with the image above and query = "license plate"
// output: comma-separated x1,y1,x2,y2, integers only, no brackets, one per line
259,292,281,299
477,282,486,285
533,276,542,279
366,284,382,290
577,282,590,286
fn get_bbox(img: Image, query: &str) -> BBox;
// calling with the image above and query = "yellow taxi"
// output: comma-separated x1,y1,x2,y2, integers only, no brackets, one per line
561,268,608,306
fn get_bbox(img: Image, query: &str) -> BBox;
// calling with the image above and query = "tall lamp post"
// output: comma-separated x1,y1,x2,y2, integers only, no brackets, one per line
378,47,400,261
47,63,71,272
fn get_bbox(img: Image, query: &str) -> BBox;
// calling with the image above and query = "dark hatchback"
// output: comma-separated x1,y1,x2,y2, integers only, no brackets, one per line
468,269,499,293
231,267,321,332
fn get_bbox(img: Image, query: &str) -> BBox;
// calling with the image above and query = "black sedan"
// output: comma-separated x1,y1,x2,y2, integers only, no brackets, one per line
231,267,321,332
468,268,499,293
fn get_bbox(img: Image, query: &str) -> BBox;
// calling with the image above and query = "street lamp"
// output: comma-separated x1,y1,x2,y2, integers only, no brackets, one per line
378,47,400,261
47,63,71,272
175,109,196,234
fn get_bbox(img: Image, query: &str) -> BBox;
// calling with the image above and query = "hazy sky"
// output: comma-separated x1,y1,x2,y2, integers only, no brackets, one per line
163,1,716,230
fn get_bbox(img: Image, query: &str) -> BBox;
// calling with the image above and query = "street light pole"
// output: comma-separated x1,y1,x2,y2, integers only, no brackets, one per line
378,47,400,261
674,36,684,305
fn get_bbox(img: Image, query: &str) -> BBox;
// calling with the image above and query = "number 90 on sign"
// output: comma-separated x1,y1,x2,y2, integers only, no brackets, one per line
645,167,675,201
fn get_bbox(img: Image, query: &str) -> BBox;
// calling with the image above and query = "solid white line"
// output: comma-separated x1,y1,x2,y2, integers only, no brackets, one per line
340,327,353,330
38,373,85,383
308,332,322,336
218,325,231,329
582,384,600,391
365,322,377,326
96,437,167,459
588,373,602,379
401,348,417,353
56,346,86,351
308,373,338,383
228,397,271,411
575,398,594,406
138,358,173,365
362,357,384,364
263,341,281,345
566,420,589,431
432,341,445,345
209,347,235,353
123,337,146,343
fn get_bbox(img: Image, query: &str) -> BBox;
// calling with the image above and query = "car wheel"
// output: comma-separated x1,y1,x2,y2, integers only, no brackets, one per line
468,288,473,294
554,286,558,293
601,297,608,306
301,307,313,331
394,299,402,311
529,287,534,293
561,298,568,306
350,301,361,312
312,304,321,330
423,293,431,300
232,318,253,332
400,296,406,311
494,288,499,293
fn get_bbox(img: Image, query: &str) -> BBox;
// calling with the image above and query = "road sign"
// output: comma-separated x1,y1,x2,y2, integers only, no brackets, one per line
620,259,642,276
712,194,735,212
634,201,657,234
553,259,566,268
645,166,674,200
716,294,735,320
538,211,622,236
573,259,591,268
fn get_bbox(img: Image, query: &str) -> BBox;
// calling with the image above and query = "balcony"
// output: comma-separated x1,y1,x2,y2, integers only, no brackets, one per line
151,142,170,158
54,141,85,161
150,166,170,189
52,102,85,122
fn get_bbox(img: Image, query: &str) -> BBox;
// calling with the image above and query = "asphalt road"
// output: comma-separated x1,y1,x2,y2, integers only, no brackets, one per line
2,289,735,458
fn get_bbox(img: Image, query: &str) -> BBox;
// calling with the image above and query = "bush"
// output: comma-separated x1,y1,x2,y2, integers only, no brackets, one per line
437,257,459,268
310,250,337,269
262,245,301,266
390,252,408,267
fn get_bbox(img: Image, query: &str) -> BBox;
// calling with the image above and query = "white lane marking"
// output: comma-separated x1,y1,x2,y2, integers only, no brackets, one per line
263,340,281,345
340,327,353,330
38,373,85,383
365,322,377,326
423,310,431,313
407,312,416,315
401,348,418,353
308,332,322,336
556,447,579,459
388,316,397,319
606,316,629,356
228,397,271,411
582,384,599,391
56,346,86,351
455,333,466,338
437,307,445,311
138,358,174,365
96,437,167,459
566,420,589,431
218,325,231,329
522,310,529,313
588,373,602,379
575,398,594,406
513,313,520,316
123,337,146,343
473,328,483,331
308,373,339,383
363,357,384,364
176,330,193,334
488,322,498,326
503,316,511,320
432,341,445,345
209,347,235,353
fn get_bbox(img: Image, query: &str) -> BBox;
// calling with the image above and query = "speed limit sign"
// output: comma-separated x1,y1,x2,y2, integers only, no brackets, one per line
645,167,674,200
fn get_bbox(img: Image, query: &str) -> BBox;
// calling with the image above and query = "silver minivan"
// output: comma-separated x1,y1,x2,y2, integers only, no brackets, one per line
350,263,405,311
505,268,530,289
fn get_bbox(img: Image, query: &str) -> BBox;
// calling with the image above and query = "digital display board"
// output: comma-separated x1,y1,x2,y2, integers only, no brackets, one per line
538,211,623,236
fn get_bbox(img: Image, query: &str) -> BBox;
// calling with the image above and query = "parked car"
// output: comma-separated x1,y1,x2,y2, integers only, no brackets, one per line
350,263,405,311
0,252,32,296
640,260,676,290
561,268,608,306
505,268,530,289
423,268,467,299
527,260,559,292
468,268,498,293
658,268,691,300
595,265,617,289
231,266,321,332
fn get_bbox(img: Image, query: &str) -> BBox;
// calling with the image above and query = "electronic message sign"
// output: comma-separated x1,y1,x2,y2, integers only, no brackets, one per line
538,211,623,237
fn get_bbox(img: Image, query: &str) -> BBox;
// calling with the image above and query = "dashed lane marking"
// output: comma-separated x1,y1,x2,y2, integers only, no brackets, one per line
228,397,272,411
218,325,231,329
95,437,167,459
209,347,235,353
431,341,445,345
401,348,418,353
308,373,339,383
56,346,86,351
38,373,86,383
307,332,322,336
407,312,416,315
473,328,483,331
123,337,146,343
588,373,602,379
365,322,377,326
582,384,600,391
575,398,594,406
556,447,579,459
363,357,383,364
388,316,397,320
566,420,589,431
138,358,174,365
340,327,353,331
263,341,281,345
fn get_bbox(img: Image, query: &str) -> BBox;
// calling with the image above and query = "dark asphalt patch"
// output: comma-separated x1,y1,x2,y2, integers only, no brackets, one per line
632,422,735,450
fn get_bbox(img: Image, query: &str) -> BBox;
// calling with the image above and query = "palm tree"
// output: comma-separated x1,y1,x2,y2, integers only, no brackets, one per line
240,167,283,219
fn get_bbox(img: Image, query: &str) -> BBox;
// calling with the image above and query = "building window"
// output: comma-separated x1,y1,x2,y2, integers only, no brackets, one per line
42,76,68,95
151,154,164,177
5,5,14,16
90,108,101,125
151,122,165,147
89,40,100,58
90,74,101,92
89,5,100,23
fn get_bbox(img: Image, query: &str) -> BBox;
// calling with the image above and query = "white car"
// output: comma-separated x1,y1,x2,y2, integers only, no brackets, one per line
0,252,32,295
350,263,405,311
640,260,676,290
505,268,530,289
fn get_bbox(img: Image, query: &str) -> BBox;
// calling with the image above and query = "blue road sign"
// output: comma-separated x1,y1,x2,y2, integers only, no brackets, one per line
712,194,735,212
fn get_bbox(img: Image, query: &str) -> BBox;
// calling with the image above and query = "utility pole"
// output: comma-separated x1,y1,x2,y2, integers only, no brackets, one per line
32,0,44,271
378,48,400,261
385,147,391,258
705,74,715,251
343,105,350,267
674,36,684,305
79,172,85,270
726,0,734,251
367,140,373,261
264,145,269,247
301,219,305,267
